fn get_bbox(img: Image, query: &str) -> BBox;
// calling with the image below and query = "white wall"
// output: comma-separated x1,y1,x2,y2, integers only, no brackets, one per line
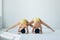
3,0,60,29
0,0,2,28
0,0,2,16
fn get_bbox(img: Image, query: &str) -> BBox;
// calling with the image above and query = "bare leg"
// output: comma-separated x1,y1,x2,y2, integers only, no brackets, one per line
40,20,55,32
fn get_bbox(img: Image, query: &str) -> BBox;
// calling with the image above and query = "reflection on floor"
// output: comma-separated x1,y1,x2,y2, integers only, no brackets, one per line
0,28,60,40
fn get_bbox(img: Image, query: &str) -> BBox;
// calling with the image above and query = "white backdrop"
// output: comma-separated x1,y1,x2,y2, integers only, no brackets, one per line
3,0,60,29
0,0,2,28
0,0,2,16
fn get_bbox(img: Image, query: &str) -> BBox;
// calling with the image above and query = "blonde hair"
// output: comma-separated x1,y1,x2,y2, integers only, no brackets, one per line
33,18,40,22
20,19,28,24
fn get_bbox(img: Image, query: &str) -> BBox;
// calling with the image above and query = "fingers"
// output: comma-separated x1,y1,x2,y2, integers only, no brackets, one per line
52,30,55,32
5,30,8,32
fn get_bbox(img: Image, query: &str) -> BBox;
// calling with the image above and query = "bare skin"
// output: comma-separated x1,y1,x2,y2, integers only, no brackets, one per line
5,21,32,34
29,19,55,34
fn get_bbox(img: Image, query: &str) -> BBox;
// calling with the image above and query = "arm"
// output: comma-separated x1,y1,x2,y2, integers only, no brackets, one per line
26,27,29,34
40,20,55,32
40,26,43,34
29,23,33,27
18,25,22,32
32,26,35,33
29,20,34,27
5,22,20,32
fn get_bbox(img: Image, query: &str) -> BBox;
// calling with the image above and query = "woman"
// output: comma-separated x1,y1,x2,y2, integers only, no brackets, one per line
29,18,55,34
5,19,32,34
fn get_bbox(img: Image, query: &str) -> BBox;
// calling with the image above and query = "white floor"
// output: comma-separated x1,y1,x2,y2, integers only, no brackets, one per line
19,29,60,40
0,28,60,40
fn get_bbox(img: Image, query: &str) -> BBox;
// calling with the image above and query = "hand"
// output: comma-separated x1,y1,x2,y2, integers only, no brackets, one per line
32,31,35,34
39,31,43,34
27,31,29,34
52,30,55,32
18,32,20,34
5,30,8,32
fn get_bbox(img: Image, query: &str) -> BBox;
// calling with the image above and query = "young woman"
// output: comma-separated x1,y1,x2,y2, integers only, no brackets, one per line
29,18,55,34
5,19,32,34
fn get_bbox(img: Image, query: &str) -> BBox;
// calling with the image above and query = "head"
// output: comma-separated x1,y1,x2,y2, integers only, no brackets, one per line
20,19,29,25
33,17,40,22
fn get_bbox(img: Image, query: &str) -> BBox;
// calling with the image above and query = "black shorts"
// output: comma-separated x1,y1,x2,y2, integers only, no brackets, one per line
21,28,25,33
35,28,40,33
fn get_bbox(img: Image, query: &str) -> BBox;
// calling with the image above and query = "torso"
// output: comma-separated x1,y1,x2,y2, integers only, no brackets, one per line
18,19,29,29
33,18,41,28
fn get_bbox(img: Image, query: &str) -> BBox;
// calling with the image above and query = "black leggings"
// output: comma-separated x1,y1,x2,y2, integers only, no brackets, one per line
21,29,25,33
35,29,40,33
